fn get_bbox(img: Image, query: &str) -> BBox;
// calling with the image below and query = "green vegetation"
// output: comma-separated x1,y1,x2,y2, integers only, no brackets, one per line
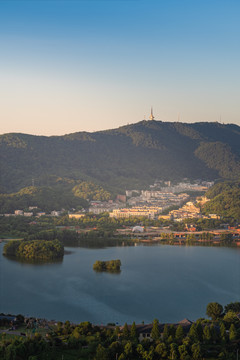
0,211,239,253
206,302,224,321
1,121,240,193
195,142,240,179
3,239,64,261
0,185,88,213
203,181,240,220
72,182,111,201
0,301,240,360
93,259,121,272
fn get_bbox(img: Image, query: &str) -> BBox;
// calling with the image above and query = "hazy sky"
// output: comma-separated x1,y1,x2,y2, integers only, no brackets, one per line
0,0,240,135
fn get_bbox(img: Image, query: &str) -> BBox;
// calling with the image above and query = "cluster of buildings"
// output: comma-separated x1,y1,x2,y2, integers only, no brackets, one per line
149,179,214,193
69,180,214,221
168,201,202,221
2,180,216,222
109,206,163,220
131,191,190,209
88,200,124,215
164,201,220,222
3,209,63,218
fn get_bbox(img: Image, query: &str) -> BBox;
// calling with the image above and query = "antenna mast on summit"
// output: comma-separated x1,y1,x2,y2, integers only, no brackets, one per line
149,107,155,120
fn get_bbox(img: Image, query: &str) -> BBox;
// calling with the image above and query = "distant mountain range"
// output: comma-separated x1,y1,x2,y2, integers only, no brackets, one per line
1,120,240,193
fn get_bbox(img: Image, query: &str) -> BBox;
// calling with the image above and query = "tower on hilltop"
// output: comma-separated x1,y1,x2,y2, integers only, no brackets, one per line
149,107,155,120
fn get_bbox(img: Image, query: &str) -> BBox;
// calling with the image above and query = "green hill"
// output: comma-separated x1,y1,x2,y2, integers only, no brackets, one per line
203,181,240,221
1,120,240,193
0,186,88,213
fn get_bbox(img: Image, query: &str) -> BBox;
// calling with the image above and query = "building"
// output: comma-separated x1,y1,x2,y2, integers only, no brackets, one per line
23,212,33,217
132,226,144,233
15,210,23,215
37,212,46,216
51,210,61,217
68,213,85,219
116,194,127,203
109,206,162,220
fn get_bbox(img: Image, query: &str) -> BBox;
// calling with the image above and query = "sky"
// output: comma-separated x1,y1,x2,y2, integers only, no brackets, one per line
0,0,240,135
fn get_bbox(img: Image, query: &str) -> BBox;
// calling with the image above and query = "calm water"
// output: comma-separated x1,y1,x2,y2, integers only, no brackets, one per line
0,242,239,324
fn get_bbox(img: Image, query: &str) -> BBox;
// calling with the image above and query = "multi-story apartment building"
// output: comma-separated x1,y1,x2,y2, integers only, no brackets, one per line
109,206,162,219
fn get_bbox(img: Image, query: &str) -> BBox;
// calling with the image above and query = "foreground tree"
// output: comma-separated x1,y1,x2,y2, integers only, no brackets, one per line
206,302,223,320
130,321,137,342
191,342,202,360
175,325,184,342
229,324,237,341
122,323,129,339
94,344,109,360
151,319,161,340
155,342,168,358
224,301,240,314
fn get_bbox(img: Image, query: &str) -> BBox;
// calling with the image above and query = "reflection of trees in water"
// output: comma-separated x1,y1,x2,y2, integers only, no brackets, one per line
4,254,63,265
62,237,135,249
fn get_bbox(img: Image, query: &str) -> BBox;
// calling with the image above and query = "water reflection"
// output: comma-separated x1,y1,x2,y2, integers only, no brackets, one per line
1,242,239,324
3,254,63,265
62,238,135,248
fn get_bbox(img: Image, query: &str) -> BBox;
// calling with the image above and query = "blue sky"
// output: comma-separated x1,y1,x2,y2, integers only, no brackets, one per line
0,0,239,135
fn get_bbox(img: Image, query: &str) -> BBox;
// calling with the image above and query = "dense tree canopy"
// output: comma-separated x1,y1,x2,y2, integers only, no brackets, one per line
206,302,223,320
203,181,240,220
1,121,240,193
3,239,64,261
93,260,121,272
0,301,240,360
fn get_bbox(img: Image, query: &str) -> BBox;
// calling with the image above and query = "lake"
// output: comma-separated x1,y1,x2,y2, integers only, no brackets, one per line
0,242,239,325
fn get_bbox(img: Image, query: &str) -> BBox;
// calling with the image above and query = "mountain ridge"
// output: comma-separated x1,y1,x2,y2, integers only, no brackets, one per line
1,120,240,193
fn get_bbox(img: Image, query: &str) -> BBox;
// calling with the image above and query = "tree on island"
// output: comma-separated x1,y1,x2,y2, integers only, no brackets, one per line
93,259,121,272
3,239,64,261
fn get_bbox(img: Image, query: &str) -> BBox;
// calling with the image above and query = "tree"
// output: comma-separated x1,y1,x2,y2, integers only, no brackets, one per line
163,324,170,341
130,321,137,342
108,341,122,359
206,302,223,320
169,343,178,359
151,319,160,340
122,323,129,340
118,354,126,360
155,342,168,358
191,342,201,360
124,341,133,358
178,344,189,360
195,322,203,342
94,344,109,360
189,324,199,342
220,323,226,342
203,326,211,343
175,325,184,342
210,324,218,343
137,344,144,357
229,324,237,341
224,301,240,314
223,311,239,323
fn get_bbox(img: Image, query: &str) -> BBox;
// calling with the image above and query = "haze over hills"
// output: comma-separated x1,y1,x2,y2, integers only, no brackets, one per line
1,120,240,194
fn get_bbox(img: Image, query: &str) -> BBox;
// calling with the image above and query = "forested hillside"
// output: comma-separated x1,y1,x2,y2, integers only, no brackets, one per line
0,182,112,213
203,181,240,221
1,120,240,193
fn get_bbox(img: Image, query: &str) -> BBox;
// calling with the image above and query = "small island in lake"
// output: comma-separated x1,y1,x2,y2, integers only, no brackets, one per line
3,239,64,261
93,259,121,272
